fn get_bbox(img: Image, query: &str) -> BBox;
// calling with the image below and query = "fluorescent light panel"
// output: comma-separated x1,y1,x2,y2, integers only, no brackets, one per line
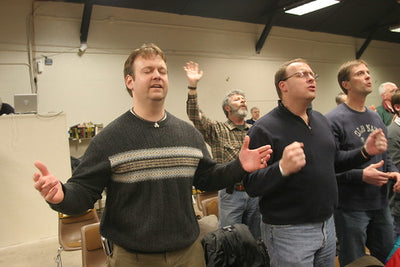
390,26,400,33
285,0,340,16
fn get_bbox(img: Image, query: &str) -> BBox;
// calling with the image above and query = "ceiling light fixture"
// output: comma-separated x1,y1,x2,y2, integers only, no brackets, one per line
284,0,340,16
390,25,400,33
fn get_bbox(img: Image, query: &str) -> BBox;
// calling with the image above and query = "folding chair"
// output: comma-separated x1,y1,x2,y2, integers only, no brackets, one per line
55,209,99,267
81,222,107,267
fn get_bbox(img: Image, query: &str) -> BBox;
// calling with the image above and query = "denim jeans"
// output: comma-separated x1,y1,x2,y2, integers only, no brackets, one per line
334,206,394,266
263,215,336,267
392,214,400,240
218,189,261,240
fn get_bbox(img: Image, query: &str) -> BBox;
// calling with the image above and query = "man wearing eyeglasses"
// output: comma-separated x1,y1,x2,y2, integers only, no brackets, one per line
243,58,390,267
326,60,400,266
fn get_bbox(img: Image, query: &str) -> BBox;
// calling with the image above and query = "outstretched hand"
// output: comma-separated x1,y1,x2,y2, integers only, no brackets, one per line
364,129,387,156
362,160,391,186
388,172,400,193
238,136,272,172
183,61,203,87
33,161,64,204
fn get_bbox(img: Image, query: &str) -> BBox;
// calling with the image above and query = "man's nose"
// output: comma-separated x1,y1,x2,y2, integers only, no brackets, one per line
153,69,161,79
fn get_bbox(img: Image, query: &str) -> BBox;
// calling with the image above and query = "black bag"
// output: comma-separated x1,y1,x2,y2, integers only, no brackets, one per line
202,224,269,267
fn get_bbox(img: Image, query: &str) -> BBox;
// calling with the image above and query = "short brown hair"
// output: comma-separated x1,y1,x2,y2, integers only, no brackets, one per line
123,43,167,96
391,89,400,116
274,58,308,99
337,59,368,94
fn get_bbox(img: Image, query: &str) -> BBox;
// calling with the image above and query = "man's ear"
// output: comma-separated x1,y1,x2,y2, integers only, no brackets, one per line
224,105,230,113
125,74,134,91
341,81,350,92
394,103,400,113
279,81,287,94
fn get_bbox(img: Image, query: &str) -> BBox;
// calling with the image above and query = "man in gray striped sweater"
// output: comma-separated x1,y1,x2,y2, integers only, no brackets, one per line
32,43,272,267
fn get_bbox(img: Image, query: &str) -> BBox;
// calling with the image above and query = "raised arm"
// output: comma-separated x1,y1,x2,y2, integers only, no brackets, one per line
184,61,203,89
33,161,64,204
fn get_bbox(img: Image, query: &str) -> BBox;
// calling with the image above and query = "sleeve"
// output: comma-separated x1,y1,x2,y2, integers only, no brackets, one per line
334,147,370,173
384,150,399,173
388,128,400,170
186,93,219,144
49,138,109,215
242,124,285,197
193,158,247,191
327,114,366,183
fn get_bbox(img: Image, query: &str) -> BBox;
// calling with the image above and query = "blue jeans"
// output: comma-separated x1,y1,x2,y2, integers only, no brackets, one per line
263,215,336,267
218,189,261,240
334,206,394,266
392,215,400,240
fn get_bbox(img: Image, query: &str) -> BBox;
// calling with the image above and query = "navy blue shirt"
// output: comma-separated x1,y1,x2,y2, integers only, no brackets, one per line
244,101,366,225
326,103,398,211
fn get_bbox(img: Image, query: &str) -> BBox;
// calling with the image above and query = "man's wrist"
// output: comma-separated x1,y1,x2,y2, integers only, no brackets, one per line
279,161,288,177
188,86,197,90
361,146,371,159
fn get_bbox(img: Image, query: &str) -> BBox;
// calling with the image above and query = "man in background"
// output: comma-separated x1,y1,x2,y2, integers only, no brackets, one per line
0,98,14,115
335,92,347,105
246,107,260,125
387,89,400,239
376,82,398,126
185,61,261,240
326,60,400,266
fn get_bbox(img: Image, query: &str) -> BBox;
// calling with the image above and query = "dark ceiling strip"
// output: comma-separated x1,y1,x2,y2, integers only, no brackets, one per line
80,0,94,44
255,0,280,54
355,28,378,59
356,36,372,59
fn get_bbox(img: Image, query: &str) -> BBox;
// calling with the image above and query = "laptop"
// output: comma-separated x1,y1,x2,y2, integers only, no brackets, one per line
14,94,38,114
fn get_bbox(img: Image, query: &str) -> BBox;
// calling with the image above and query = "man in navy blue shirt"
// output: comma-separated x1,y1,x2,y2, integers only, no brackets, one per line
326,59,400,266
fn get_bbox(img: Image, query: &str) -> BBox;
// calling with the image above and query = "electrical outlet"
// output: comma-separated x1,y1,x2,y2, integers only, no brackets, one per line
44,57,53,65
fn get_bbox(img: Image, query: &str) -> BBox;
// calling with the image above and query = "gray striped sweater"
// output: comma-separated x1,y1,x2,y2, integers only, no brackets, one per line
50,110,246,253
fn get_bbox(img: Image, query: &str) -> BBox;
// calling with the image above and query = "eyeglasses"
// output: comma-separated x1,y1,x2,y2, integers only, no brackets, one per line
282,71,319,81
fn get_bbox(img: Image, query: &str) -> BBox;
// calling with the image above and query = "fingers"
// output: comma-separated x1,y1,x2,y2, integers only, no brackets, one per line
365,129,387,155
33,160,57,193
368,160,384,169
281,142,306,175
34,160,50,176
286,142,305,160
369,128,382,138
394,181,400,193
242,135,250,151
184,61,199,72
44,186,59,201
243,136,272,165
363,160,391,186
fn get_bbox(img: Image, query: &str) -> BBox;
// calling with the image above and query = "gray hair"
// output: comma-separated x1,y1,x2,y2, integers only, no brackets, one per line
222,90,245,118
378,82,397,96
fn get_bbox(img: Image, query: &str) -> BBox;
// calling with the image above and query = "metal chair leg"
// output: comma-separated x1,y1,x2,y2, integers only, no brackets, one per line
55,246,63,267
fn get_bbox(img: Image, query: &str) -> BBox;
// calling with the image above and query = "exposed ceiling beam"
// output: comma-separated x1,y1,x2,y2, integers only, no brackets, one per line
255,0,280,54
80,0,94,46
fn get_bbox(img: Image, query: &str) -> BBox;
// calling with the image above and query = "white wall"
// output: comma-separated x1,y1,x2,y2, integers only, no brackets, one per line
0,114,71,247
1,0,400,247
1,0,400,127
